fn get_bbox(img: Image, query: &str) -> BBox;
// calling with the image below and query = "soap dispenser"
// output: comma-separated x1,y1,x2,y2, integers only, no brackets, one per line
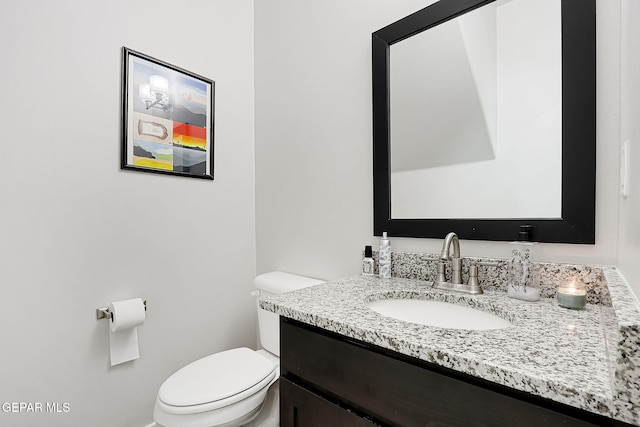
507,225,540,301
362,245,374,276
379,232,391,279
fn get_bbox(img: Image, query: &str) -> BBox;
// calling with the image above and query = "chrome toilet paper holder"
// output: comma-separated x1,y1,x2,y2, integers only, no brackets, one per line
96,300,147,320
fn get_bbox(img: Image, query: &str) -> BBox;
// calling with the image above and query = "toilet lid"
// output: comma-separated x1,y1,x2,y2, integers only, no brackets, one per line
158,347,276,407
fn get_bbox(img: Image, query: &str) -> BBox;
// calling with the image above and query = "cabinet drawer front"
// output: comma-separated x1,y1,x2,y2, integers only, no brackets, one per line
281,319,599,427
280,377,375,427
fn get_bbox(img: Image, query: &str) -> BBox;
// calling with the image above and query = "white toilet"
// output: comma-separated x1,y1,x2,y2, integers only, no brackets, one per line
153,271,324,427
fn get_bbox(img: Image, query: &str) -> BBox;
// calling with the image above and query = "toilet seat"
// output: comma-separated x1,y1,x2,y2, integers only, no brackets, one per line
157,347,277,415
154,272,319,427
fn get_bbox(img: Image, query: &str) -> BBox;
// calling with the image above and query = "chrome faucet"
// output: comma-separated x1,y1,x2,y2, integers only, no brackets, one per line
433,232,483,294
436,232,462,285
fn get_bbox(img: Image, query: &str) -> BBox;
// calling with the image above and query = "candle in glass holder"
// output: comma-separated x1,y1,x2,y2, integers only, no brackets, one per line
557,280,587,309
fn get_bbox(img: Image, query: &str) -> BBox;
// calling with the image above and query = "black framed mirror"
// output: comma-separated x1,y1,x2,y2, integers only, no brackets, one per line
372,0,595,243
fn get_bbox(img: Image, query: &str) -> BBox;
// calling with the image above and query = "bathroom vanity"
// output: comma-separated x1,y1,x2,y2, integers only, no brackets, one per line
280,319,614,426
261,259,640,426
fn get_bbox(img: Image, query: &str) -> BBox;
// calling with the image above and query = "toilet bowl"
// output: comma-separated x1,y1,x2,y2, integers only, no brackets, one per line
153,272,324,427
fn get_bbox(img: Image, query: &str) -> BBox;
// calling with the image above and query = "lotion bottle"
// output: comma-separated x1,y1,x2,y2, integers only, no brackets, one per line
507,225,540,301
379,232,391,279
362,246,374,276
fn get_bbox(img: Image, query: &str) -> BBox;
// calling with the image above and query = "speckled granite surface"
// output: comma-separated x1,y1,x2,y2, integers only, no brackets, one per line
370,250,611,305
261,266,640,425
604,269,640,420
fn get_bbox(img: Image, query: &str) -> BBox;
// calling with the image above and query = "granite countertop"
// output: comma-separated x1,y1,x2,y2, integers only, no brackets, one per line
261,270,640,425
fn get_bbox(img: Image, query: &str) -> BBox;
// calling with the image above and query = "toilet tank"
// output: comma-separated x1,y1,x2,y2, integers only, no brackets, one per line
254,271,324,356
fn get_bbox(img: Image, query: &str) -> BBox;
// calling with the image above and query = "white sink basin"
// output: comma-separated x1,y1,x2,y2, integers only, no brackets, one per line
367,299,513,330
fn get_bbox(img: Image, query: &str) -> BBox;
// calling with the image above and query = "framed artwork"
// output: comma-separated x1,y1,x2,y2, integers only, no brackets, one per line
121,47,214,180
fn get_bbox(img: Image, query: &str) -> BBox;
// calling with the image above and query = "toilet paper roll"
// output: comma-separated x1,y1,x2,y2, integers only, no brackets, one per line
109,298,146,332
109,298,145,366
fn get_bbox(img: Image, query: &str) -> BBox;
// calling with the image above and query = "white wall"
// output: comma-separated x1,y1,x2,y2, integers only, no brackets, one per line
255,0,624,283
255,0,432,280
618,0,640,298
0,1,256,426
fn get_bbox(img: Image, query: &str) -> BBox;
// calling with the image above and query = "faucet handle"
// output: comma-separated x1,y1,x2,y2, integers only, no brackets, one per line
468,264,479,286
436,260,447,283
467,264,483,294
477,260,500,267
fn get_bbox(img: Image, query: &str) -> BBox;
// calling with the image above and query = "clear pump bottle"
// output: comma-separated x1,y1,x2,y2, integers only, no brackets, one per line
379,232,391,279
507,225,540,301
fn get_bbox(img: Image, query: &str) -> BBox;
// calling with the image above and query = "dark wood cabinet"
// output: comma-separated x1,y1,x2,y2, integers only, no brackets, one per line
280,377,375,427
280,318,628,427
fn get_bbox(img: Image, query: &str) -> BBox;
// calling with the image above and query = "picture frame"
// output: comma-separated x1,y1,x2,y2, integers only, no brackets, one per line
121,47,214,180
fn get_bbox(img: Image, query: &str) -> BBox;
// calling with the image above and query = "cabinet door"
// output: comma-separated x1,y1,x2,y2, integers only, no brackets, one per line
280,377,376,427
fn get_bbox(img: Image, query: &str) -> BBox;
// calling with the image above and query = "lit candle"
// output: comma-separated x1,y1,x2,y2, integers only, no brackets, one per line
557,280,587,310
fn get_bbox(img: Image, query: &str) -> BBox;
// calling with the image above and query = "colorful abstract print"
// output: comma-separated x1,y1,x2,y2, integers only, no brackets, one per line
131,57,209,175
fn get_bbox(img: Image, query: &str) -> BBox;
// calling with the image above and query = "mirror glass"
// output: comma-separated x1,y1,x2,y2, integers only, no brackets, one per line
390,0,561,219
372,0,596,243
